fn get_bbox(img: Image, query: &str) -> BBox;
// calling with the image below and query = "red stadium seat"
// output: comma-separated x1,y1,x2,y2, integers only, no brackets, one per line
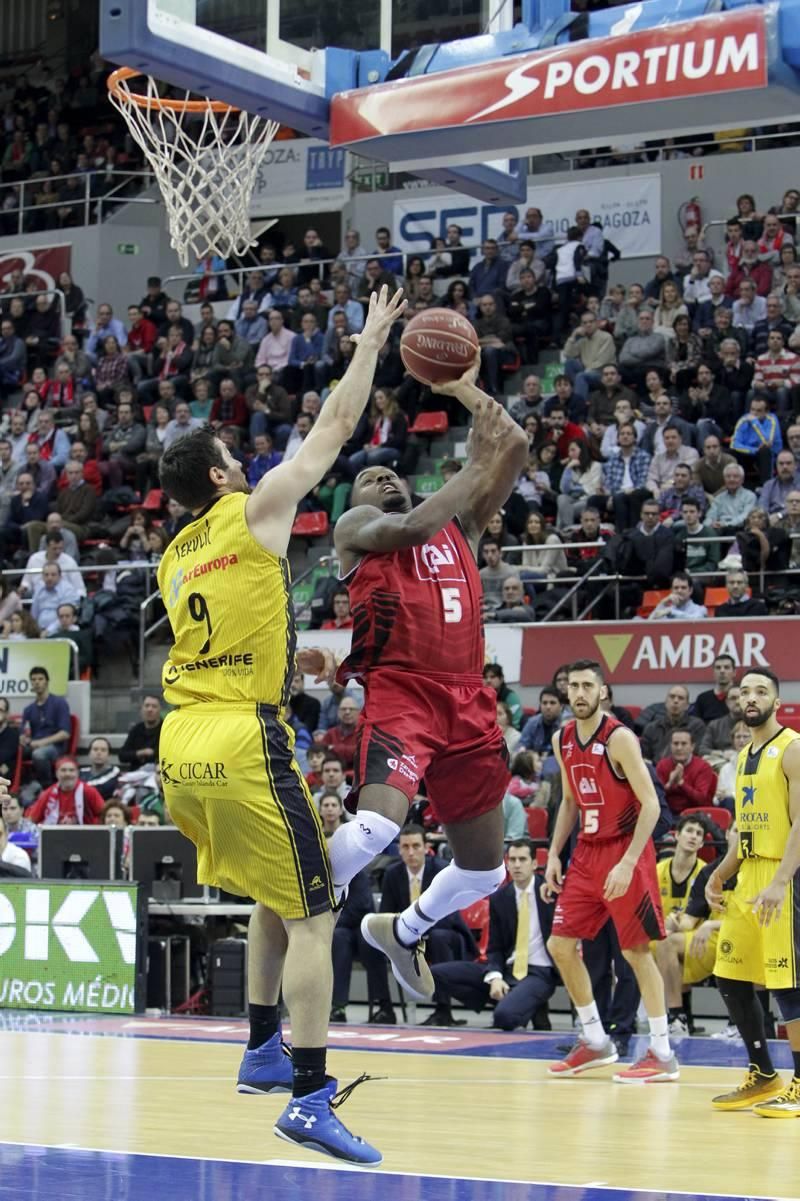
637,589,669,618
460,898,491,962
702,586,729,616
141,488,164,510
526,807,548,842
291,511,329,538
409,411,449,437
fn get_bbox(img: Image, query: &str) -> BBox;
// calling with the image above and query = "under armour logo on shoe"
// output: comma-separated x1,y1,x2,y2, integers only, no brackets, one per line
288,1107,317,1130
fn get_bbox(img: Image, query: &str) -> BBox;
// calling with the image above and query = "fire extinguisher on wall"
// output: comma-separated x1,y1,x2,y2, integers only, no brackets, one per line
679,196,703,232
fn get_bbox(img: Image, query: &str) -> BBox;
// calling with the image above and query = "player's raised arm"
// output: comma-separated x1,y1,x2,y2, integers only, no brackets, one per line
245,285,406,551
431,364,529,548
334,396,521,558
603,727,661,901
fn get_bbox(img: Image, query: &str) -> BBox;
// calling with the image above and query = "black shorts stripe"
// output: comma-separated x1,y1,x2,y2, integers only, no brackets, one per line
258,705,333,916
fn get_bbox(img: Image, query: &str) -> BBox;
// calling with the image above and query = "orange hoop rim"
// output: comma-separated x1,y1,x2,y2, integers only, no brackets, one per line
107,66,240,114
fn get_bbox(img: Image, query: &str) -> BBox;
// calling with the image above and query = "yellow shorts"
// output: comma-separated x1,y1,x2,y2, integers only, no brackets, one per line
160,704,334,920
682,928,719,985
714,857,799,990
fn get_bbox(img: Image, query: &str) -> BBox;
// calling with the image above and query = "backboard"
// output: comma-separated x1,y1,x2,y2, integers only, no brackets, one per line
100,0,800,206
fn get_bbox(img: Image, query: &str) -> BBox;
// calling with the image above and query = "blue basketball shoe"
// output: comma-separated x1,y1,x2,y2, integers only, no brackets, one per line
274,1075,382,1165
236,1032,293,1094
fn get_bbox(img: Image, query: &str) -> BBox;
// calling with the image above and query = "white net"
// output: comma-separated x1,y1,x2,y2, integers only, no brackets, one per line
109,74,280,268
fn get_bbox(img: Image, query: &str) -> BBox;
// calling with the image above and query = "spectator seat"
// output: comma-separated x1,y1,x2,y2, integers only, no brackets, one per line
526,806,548,844
409,411,449,438
291,511,329,538
636,589,670,618
460,897,490,962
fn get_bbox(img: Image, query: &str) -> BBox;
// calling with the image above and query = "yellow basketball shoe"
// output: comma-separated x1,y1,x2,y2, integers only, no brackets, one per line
753,1076,800,1118
711,1065,785,1111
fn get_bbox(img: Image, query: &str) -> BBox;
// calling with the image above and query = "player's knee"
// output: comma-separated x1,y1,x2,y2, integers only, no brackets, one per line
773,987,800,1024
547,935,576,963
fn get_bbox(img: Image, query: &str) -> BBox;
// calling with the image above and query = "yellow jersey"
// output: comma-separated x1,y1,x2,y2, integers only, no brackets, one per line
655,855,704,920
157,492,295,709
735,726,800,861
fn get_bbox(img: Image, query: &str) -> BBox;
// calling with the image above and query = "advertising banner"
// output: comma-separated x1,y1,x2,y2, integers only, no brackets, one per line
249,138,349,216
0,243,71,293
394,174,662,261
0,639,71,700
0,881,146,1014
297,625,523,684
520,618,787,686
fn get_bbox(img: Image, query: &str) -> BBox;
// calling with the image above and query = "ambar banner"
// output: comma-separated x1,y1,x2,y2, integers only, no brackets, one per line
520,618,788,686
0,881,145,1014
394,174,661,262
0,639,71,698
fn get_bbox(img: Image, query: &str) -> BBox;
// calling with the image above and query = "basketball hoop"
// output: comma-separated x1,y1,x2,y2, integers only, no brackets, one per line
107,67,280,268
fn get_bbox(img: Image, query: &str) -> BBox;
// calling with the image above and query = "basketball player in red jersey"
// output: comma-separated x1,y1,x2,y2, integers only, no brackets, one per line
327,365,529,1002
543,660,680,1082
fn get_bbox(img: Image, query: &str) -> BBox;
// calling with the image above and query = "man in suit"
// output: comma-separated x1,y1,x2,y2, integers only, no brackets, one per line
331,868,395,1025
713,567,768,618
431,839,559,1030
380,825,475,1026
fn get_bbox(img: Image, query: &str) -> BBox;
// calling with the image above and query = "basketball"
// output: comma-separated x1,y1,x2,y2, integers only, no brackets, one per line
400,308,480,386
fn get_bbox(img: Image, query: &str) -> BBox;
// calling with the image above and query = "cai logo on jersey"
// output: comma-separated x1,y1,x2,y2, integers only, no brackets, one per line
570,764,604,804
413,533,466,584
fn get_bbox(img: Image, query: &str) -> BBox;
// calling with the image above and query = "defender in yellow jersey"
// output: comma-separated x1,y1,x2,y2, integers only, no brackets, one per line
706,669,800,1117
157,285,406,1165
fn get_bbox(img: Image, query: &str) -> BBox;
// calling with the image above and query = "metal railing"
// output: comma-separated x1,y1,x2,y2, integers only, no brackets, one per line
0,168,156,237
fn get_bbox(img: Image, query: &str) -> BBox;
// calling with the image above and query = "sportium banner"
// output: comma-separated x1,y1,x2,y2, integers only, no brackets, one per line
0,881,146,1014
0,639,71,699
520,618,790,686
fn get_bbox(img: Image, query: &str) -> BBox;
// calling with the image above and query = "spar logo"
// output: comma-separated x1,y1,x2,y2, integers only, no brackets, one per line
0,887,136,965
464,13,765,123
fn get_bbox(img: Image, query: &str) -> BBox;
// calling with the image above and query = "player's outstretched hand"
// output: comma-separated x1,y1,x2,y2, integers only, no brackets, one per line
351,285,407,350
468,394,519,463
748,878,787,927
603,858,634,902
0,776,8,800
430,351,481,397
296,647,338,686
541,853,563,903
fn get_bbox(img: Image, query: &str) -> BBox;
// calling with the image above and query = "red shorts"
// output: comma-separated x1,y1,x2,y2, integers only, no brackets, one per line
551,837,665,950
347,668,510,825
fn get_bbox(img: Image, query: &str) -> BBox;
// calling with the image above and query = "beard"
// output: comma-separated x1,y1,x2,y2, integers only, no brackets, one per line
380,491,408,513
743,708,771,727
573,698,600,720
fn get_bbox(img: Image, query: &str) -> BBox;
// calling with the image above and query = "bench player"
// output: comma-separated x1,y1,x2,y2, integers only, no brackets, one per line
543,659,679,1082
706,667,800,1116
156,286,404,1166
326,362,530,1002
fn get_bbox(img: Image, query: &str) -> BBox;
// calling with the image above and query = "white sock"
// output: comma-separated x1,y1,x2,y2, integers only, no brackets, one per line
396,862,506,946
577,1001,607,1050
327,810,400,900
648,1014,671,1060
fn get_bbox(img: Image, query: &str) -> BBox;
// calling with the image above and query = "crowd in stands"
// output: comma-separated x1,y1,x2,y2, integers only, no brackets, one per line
0,52,147,234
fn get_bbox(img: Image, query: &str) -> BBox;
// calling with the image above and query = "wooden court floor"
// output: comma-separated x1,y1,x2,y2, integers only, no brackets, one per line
0,1023,798,1199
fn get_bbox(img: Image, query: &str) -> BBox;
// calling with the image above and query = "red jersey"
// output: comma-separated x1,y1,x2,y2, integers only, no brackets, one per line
338,518,484,684
559,714,640,842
